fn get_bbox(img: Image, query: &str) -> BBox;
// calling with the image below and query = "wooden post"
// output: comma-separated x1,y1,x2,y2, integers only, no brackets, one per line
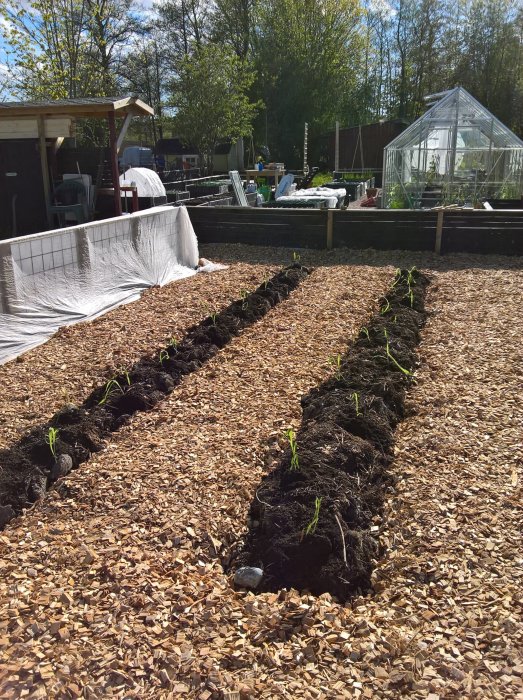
108,111,122,216
326,208,334,249
334,121,339,173
37,116,52,228
0,241,17,314
435,209,444,254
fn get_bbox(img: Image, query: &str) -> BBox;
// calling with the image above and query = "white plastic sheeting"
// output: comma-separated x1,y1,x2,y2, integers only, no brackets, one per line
277,186,346,208
119,167,166,198
0,206,199,364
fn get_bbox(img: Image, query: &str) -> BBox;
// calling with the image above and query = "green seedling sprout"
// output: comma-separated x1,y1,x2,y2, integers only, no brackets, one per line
360,326,370,341
406,266,417,287
384,329,412,376
380,299,391,315
408,288,414,308
209,309,218,326
240,289,249,310
168,337,178,352
329,353,343,380
45,427,59,457
285,429,299,471
98,379,125,405
351,391,362,417
292,251,301,263
391,268,402,287
305,497,322,536
159,349,169,366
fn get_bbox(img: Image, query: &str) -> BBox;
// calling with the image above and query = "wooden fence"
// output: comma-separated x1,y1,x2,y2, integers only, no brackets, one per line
188,207,523,255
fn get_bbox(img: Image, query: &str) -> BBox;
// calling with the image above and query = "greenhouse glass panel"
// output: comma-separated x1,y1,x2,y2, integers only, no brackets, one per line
382,87,523,209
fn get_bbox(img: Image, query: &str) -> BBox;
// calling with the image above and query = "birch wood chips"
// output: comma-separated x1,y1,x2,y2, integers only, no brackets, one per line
0,246,521,699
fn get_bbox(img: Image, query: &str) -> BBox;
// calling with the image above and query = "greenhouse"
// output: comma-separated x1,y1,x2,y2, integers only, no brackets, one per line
382,87,523,209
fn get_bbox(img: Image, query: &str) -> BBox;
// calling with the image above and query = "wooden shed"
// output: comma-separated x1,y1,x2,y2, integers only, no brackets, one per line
0,96,154,238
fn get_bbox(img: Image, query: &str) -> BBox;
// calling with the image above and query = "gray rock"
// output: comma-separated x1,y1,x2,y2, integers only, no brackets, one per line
28,471,47,502
51,454,73,480
234,566,263,589
0,505,15,527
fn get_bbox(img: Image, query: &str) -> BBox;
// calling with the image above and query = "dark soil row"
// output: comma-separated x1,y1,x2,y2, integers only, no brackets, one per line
0,264,311,527
235,268,430,602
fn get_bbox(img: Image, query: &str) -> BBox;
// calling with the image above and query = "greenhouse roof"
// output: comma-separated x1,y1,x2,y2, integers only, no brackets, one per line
386,87,523,151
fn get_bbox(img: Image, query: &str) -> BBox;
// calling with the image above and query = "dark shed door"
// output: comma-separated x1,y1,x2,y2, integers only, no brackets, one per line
0,139,47,238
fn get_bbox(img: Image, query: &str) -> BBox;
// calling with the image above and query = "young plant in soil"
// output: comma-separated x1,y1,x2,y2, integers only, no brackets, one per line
384,328,412,376
304,497,322,537
285,429,300,470
351,391,362,417
45,427,59,457
98,378,127,405
329,354,343,380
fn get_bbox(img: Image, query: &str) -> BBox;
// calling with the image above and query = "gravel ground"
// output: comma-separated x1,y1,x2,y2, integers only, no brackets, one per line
0,245,521,699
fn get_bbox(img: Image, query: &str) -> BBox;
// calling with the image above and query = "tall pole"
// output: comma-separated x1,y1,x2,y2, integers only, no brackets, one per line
303,122,309,175
334,121,340,173
108,111,122,216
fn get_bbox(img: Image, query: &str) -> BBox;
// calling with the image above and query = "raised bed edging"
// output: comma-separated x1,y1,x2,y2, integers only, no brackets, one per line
235,268,430,601
0,264,311,528
188,207,523,255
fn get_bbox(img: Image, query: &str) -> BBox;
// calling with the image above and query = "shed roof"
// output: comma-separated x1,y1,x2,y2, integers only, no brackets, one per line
0,96,154,119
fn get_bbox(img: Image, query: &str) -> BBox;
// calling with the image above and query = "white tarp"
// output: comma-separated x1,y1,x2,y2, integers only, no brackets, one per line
0,206,199,364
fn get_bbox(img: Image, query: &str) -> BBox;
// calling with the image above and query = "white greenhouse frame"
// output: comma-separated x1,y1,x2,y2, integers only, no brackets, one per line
382,87,523,209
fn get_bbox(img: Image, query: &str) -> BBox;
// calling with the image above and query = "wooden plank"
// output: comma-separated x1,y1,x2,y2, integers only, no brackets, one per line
37,116,52,228
435,210,444,254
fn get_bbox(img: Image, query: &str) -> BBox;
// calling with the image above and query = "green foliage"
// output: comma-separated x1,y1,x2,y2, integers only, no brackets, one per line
0,0,134,100
311,172,334,187
351,391,362,416
98,379,125,405
45,427,59,457
329,353,343,381
304,497,322,536
170,43,260,173
285,429,299,471
159,349,169,366
384,329,412,376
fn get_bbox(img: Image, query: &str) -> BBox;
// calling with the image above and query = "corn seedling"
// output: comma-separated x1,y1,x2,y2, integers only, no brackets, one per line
168,337,178,352
305,497,322,536
391,268,402,287
159,349,169,366
351,391,362,416
360,326,370,341
380,299,391,315
292,251,301,262
384,329,412,376
329,353,343,380
406,266,417,287
408,288,414,308
98,379,125,405
285,429,299,471
239,289,249,310
45,427,59,457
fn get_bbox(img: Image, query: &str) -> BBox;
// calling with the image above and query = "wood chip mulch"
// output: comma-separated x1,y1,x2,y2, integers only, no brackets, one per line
0,245,522,700
0,263,279,449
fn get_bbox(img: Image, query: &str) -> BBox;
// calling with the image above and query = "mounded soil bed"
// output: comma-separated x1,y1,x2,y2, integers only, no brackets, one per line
237,269,430,600
0,264,310,525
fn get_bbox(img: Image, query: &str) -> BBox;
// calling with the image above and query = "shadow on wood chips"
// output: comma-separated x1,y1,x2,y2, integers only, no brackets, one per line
0,264,311,527
234,268,430,602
